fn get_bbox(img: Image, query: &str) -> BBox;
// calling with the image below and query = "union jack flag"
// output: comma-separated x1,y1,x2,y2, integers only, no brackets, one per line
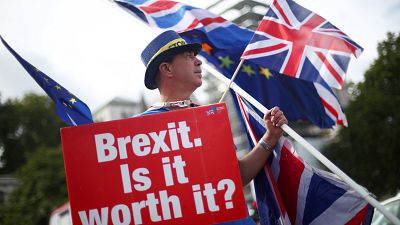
241,0,363,89
114,0,240,34
233,93,373,225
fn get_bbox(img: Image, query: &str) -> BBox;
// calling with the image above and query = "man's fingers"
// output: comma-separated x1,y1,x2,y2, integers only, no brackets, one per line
264,107,287,127
263,109,272,121
271,111,283,123
275,117,287,127
270,106,280,115
276,113,288,126
264,107,279,120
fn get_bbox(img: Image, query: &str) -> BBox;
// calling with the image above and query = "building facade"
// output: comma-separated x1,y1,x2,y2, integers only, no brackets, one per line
0,174,19,205
93,96,147,122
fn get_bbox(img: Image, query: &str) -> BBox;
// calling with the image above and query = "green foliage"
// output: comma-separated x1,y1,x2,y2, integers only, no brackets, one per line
0,147,68,225
0,93,68,225
324,32,400,199
0,93,65,173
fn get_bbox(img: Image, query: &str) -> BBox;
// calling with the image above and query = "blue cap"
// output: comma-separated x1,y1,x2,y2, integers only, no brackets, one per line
141,30,202,89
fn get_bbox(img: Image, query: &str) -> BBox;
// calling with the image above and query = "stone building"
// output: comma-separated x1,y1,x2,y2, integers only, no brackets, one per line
93,96,147,122
0,174,19,205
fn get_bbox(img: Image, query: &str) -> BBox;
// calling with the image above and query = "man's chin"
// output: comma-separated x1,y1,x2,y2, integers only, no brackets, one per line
195,79,203,88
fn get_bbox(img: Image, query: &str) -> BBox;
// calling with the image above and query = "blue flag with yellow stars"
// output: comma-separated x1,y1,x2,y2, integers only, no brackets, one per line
1,36,93,126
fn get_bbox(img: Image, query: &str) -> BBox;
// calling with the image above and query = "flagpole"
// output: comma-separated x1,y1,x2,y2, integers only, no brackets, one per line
218,60,244,103
202,61,400,225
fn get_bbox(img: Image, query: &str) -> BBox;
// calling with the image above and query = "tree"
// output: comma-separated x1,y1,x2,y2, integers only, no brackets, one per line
0,93,65,173
324,32,400,199
0,146,68,225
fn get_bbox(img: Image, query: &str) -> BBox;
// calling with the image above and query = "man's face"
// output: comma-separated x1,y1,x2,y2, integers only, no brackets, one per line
169,51,203,90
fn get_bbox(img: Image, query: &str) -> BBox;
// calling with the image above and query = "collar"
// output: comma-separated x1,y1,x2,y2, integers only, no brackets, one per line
150,100,198,110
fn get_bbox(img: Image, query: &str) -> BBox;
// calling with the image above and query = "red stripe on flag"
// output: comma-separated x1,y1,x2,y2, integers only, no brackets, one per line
242,43,288,57
140,1,178,14
237,95,259,144
264,165,288,216
323,29,347,36
273,1,292,27
186,19,200,30
344,204,370,225
200,16,226,26
320,97,345,125
277,144,305,224
315,52,344,85
320,97,339,119
256,19,290,40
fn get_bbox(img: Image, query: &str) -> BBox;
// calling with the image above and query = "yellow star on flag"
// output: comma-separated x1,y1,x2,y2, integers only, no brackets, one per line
218,55,234,69
55,85,61,90
242,64,255,77
259,67,273,79
69,98,77,104
202,43,213,55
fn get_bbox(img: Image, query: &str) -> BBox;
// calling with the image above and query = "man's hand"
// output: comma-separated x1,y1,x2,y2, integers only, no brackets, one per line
262,106,287,144
238,106,288,186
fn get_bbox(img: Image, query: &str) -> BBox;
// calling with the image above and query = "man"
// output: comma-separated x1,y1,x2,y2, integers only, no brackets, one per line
140,30,288,224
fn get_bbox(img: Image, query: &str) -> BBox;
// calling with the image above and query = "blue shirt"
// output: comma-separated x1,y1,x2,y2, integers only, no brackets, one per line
138,108,256,225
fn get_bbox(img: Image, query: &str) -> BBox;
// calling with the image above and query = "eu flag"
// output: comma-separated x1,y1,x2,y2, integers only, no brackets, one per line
1,36,93,126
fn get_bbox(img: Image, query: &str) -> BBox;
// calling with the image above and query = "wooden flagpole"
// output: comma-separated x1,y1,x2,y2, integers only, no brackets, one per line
218,60,244,103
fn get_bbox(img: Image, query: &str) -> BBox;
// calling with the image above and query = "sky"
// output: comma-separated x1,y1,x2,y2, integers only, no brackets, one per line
0,0,399,112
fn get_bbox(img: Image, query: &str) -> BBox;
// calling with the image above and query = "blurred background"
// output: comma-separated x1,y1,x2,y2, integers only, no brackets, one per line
0,0,399,224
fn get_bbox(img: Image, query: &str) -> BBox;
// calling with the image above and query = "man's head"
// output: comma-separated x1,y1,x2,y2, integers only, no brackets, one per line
141,30,202,90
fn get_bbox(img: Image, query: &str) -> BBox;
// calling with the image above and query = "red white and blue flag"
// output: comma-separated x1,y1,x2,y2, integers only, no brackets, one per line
233,93,373,225
241,0,363,89
114,0,239,33
114,0,348,128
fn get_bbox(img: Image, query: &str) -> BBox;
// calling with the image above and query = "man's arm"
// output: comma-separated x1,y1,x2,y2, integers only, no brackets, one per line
238,107,287,186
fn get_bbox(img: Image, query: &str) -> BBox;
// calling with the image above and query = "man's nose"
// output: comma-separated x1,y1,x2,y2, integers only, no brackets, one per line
195,57,202,66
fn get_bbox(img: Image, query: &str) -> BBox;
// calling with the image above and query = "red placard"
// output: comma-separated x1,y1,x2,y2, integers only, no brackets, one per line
61,103,247,225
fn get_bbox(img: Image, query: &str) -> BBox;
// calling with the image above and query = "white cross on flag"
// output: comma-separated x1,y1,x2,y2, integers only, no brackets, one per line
241,0,363,89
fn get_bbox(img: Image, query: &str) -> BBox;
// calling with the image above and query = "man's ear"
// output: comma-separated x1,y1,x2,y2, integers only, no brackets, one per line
159,62,173,77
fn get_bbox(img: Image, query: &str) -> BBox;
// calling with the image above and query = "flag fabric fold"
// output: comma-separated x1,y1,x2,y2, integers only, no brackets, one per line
1,36,93,126
241,0,363,89
232,92,373,225
114,0,347,128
